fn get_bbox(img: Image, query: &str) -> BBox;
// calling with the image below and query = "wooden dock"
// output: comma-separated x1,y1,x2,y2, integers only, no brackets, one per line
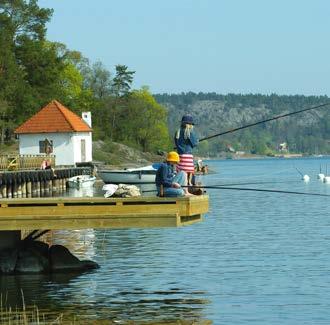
0,167,92,198
0,195,209,230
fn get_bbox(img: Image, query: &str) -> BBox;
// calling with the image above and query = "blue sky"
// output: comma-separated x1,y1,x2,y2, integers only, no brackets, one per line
39,0,330,96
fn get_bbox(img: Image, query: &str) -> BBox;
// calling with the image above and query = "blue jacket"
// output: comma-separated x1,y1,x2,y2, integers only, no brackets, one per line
155,162,176,188
174,127,198,155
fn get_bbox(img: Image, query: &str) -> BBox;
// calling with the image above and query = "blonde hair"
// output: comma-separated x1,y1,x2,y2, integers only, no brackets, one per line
184,124,193,139
175,124,193,140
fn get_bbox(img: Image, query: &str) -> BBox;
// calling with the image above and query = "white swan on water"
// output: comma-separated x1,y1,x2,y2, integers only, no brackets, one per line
303,175,310,182
323,176,330,184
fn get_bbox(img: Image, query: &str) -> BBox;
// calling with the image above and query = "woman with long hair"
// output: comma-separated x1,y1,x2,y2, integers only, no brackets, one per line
174,114,198,185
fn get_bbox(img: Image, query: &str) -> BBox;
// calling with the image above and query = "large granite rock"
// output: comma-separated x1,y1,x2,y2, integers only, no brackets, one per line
50,245,99,271
0,248,18,273
0,241,99,274
15,240,50,273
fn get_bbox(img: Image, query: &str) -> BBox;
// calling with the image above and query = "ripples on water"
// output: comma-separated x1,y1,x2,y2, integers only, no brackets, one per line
2,157,330,324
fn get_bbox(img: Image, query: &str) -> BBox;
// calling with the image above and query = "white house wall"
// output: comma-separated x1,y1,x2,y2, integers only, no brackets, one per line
72,132,93,163
18,132,92,166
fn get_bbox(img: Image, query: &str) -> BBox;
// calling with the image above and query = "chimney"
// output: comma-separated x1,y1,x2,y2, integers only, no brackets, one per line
82,112,92,127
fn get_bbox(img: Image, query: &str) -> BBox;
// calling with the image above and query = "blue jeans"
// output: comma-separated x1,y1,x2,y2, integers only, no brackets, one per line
157,171,187,197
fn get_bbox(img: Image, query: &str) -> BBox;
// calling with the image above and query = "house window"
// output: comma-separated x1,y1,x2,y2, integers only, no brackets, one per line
39,139,53,154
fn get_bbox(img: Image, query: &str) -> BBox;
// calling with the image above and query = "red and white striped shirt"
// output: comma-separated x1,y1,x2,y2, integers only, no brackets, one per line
177,154,195,173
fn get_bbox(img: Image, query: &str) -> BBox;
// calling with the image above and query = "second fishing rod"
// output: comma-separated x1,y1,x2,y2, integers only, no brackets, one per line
199,102,330,142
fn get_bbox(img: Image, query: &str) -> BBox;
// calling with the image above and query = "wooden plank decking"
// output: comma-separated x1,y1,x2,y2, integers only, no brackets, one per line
0,195,209,230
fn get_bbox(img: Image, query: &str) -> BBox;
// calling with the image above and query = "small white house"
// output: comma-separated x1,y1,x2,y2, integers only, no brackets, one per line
15,100,93,166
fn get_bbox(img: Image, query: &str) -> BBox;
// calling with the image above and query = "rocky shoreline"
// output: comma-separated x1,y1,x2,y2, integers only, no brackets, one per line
0,239,99,274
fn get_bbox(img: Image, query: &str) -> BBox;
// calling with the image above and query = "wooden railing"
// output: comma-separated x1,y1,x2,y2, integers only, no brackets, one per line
0,155,56,170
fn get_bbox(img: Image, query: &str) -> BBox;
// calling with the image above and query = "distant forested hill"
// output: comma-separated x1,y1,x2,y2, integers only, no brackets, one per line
154,93,330,157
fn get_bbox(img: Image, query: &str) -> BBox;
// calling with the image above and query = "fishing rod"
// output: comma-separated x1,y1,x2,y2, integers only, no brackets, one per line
188,185,330,198
139,179,300,192
199,102,330,142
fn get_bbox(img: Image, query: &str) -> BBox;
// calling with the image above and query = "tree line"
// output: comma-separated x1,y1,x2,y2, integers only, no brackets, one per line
0,0,171,153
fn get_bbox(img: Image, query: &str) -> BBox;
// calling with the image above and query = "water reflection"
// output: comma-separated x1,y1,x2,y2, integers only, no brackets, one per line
0,272,209,322
1,216,211,323
49,229,96,260
68,185,95,198
0,272,88,308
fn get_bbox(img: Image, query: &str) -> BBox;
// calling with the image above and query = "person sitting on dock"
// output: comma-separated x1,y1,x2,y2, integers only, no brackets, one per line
155,151,193,197
41,159,56,177
41,158,55,170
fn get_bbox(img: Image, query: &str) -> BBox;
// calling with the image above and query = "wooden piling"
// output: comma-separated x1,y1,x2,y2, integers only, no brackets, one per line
13,182,18,198
7,184,12,198
17,183,22,198
1,185,7,198
22,181,26,197
26,181,32,196
52,179,58,192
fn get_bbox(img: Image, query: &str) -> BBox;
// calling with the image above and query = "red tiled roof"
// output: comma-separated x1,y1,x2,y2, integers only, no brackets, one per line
15,100,92,134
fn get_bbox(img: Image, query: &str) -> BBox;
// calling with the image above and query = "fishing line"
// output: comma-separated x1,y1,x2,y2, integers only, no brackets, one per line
199,102,330,142
294,166,304,177
214,167,301,182
207,180,300,187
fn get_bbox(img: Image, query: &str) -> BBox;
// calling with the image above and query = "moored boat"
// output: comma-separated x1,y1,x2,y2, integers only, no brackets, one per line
97,165,158,185
67,174,96,188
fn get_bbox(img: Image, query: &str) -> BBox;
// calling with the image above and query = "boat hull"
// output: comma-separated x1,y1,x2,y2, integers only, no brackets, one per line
98,169,157,194
97,169,156,184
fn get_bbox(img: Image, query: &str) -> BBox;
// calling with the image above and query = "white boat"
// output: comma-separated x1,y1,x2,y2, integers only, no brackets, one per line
97,164,159,185
67,175,96,188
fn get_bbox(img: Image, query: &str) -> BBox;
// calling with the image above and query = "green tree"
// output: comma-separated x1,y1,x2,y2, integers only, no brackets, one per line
119,87,171,152
0,0,56,128
85,61,112,99
0,99,14,144
0,0,53,42
49,43,99,113
12,37,71,121
106,65,135,139
111,64,135,97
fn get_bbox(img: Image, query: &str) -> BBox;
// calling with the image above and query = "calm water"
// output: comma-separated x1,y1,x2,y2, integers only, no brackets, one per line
2,157,330,324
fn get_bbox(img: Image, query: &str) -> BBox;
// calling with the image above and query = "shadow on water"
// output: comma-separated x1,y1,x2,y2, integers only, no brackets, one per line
0,272,88,307
0,272,210,323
